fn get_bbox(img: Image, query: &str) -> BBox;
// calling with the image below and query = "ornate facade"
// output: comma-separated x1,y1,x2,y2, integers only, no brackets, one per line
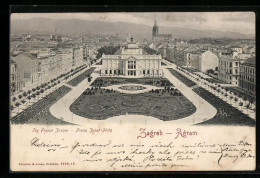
101,38,163,77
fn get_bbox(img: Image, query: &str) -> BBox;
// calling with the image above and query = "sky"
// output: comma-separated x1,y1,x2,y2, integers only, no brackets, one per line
11,12,255,35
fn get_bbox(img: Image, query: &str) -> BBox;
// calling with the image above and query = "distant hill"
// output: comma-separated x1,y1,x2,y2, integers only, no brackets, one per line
10,18,254,40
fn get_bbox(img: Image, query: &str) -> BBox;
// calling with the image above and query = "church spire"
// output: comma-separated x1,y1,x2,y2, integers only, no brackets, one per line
152,19,159,37
154,19,157,26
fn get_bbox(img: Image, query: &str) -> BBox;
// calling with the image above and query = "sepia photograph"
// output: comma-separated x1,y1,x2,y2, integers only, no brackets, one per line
10,11,256,171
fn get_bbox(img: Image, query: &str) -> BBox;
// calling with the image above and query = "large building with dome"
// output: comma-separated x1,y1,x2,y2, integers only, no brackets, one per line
100,37,163,77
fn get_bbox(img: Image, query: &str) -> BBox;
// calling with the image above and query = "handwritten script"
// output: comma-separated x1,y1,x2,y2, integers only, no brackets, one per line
29,136,255,170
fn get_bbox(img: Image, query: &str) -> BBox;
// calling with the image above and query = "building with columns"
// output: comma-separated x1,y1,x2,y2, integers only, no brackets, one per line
101,38,163,77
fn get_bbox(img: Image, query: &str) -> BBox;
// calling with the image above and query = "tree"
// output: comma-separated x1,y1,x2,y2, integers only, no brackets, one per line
21,100,26,104
27,90,31,95
15,102,20,112
206,69,214,74
27,95,31,102
36,91,40,100
23,91,27,97
246,103,250,114
239,102,243,111
18,95,22,100
32,94,36,98
40,89,45,98
12,97,16,102
224,93,228,101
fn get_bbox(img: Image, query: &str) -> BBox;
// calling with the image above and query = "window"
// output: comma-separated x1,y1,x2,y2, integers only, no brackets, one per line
147,70,150,74
128,61,136,69
110,70,112,74
118,70,121,75
143,70,145,74
114,70,116,74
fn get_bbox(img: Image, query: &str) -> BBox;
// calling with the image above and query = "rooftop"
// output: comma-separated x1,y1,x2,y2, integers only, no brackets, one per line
219,55,244,61
230,46,241,48
10,59,16,64
156,34,172,38
243,57,255,66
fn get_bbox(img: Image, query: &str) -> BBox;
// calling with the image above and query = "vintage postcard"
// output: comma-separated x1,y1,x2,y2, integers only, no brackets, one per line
10,12,256,171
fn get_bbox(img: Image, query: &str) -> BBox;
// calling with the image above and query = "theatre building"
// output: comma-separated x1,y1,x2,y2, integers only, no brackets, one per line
100,38,163,77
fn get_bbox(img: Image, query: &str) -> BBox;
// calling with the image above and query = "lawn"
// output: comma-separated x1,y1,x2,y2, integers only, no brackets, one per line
167,68,197,87
193,87,255,126
70,88,196,121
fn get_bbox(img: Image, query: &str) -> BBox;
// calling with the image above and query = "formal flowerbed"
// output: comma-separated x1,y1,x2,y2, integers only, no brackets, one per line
118,85,147,91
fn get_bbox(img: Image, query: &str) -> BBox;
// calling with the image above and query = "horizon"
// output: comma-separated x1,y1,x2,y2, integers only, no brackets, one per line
11,12,255,36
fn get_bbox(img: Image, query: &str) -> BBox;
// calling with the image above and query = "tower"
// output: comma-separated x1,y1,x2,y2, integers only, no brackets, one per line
152,19,159,37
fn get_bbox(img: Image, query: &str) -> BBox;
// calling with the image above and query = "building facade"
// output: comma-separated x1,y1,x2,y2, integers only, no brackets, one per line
230,46,243,54
185,50,219,73
242,46,255,54
101,39,163,77
238,57,255,96
218,55,242,85
72,45,87,67
10,60,19,93
11,53,36,90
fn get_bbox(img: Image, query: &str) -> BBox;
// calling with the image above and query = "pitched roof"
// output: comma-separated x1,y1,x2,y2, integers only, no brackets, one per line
247,46,255,49
10,59,16,64
114,48,123,55
13,52,37,60
157,34,172,38
243,57,255,66
230,46,241,48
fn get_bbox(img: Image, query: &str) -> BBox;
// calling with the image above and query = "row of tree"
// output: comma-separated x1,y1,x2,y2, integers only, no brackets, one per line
11,64,88,112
